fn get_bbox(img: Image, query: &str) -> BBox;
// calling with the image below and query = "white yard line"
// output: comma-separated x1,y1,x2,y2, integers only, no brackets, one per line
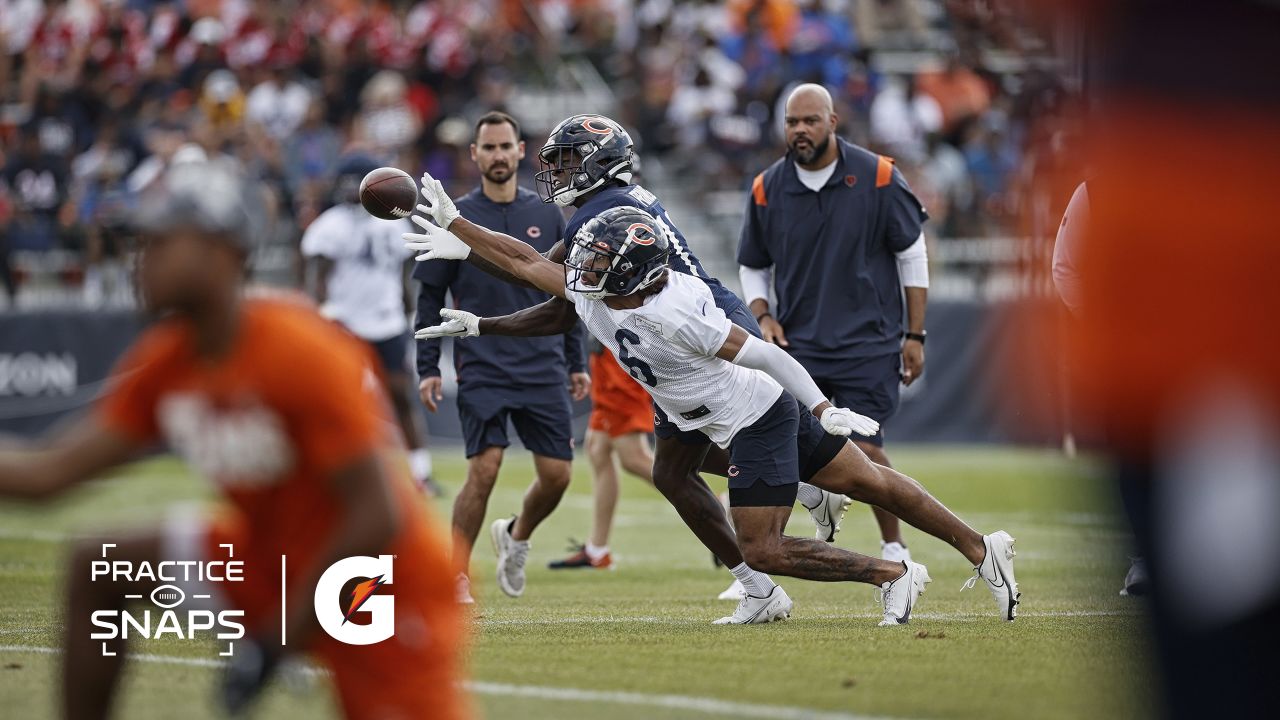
0,644,886,720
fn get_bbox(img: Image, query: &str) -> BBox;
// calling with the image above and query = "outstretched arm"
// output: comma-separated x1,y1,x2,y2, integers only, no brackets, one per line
416,297,579,341
409,173,565,298
0,417,139,500
481,297,578,336
715,325,880,438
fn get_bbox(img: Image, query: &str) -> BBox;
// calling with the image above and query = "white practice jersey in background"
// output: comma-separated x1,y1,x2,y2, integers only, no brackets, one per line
568,271,784,447
301,204,413,341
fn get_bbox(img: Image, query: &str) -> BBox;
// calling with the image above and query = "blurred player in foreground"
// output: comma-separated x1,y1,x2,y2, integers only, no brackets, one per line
0,161,467,719
414,112,588,601
548,340,655,569
409,181,1021,627
303,153,438,493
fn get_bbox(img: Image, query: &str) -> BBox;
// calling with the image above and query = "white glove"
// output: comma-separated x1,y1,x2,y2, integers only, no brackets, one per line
404,215,471,261
819,406,880,438
415,308,480,339
417,172,461,229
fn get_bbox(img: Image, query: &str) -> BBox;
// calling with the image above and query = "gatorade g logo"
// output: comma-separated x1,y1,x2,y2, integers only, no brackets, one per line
314,555,394,645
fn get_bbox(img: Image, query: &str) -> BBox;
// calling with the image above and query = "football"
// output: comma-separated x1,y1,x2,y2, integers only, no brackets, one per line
359,167,418,220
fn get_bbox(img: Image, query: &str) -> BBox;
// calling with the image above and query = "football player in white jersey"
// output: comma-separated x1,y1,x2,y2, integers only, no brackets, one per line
407,176,1021,627
302,155,436,492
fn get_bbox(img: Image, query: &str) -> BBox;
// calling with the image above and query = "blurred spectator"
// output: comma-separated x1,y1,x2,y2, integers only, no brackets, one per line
283,98,343,210
788,0,857,89
855,0,928,49
353,70,422,162
0,0,1061,306
667,68,736,155
1,125,72,252
245,51,312,142
916,55,991,137
962,113,1019,231
870,74,942,163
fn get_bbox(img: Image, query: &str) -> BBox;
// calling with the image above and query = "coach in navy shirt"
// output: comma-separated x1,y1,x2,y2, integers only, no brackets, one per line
414,111,589,603
738,84,930,564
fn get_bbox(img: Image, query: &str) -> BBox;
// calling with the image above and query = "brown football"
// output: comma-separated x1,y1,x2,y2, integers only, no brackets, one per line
359,167,418,220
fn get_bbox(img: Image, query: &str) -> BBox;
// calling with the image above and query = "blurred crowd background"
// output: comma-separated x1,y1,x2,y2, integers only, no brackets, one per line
0,0,1078,310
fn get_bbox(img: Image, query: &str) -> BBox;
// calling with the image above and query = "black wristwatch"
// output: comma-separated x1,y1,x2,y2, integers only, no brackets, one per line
904,331,927,345
755,311,773,323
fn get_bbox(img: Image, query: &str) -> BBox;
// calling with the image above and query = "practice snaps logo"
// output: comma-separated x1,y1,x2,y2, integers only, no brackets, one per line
314,555,395,645
89,543,246,657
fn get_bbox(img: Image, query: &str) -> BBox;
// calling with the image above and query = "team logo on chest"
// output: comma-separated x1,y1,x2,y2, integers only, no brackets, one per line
527,225,542,239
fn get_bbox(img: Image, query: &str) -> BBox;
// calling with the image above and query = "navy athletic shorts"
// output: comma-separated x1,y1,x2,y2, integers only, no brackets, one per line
812,352,902,447
369,331,410,375
457,385,574,461
724,391,845,508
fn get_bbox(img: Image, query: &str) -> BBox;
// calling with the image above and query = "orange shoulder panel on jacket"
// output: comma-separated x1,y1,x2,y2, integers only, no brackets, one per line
875,155,895,188
751,172,767,206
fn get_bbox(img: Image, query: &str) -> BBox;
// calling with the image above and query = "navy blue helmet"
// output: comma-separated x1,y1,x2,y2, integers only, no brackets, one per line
535,114,635,207
565,206,670,299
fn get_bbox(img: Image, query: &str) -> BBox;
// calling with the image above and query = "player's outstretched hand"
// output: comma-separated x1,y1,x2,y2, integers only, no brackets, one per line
416,308,480,339
417,172,461,229
219,635,279,716
819,406,880,438
404,216,471,261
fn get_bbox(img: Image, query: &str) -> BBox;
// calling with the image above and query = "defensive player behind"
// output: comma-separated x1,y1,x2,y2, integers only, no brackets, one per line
414,112,589,601
302,153,438,493
0,161,468,719
409,179,1021,627
409,113,850,609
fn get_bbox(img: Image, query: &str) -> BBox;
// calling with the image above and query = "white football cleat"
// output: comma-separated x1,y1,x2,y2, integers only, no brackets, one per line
490,517,529,598
881,541,912,563
718,578,746,600
962,530,1020,621
712,585,793,625
455,573,475,605
876,560,931,626
810,490,852,542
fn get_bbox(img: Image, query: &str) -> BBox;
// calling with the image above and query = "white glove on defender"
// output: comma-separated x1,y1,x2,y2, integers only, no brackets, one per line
415,308,480,339
417,172,461,229
404,215,471,261
820,406,880,438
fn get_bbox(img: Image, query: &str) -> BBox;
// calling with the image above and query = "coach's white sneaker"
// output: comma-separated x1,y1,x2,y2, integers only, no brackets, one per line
881,541,912,563
962,531,1020,621
456,573,475,605
712,585,792,625
718,578,746,600
876,560,931,626
810,490,852,542
491,517,529,598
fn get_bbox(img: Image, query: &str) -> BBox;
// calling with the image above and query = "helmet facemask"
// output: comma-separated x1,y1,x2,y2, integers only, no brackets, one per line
564,223,670,299
536,143,592,207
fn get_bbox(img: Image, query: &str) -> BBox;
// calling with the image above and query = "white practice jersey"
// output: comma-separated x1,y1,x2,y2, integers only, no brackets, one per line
301,204,413,341
568,271,783,447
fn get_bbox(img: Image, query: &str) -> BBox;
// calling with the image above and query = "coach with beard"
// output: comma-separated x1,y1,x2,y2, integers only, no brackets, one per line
414,111,589,603
737,84,930,564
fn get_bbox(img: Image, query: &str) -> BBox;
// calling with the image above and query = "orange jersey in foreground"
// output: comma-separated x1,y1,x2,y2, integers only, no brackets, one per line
97,299,467,720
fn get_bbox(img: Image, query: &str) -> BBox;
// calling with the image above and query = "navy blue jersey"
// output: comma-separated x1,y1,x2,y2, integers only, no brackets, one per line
738,139,928,373
565,183,749,319
414,186,586,388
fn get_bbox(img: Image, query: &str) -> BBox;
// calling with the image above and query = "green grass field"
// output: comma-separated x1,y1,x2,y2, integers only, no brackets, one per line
0,446,1154,719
